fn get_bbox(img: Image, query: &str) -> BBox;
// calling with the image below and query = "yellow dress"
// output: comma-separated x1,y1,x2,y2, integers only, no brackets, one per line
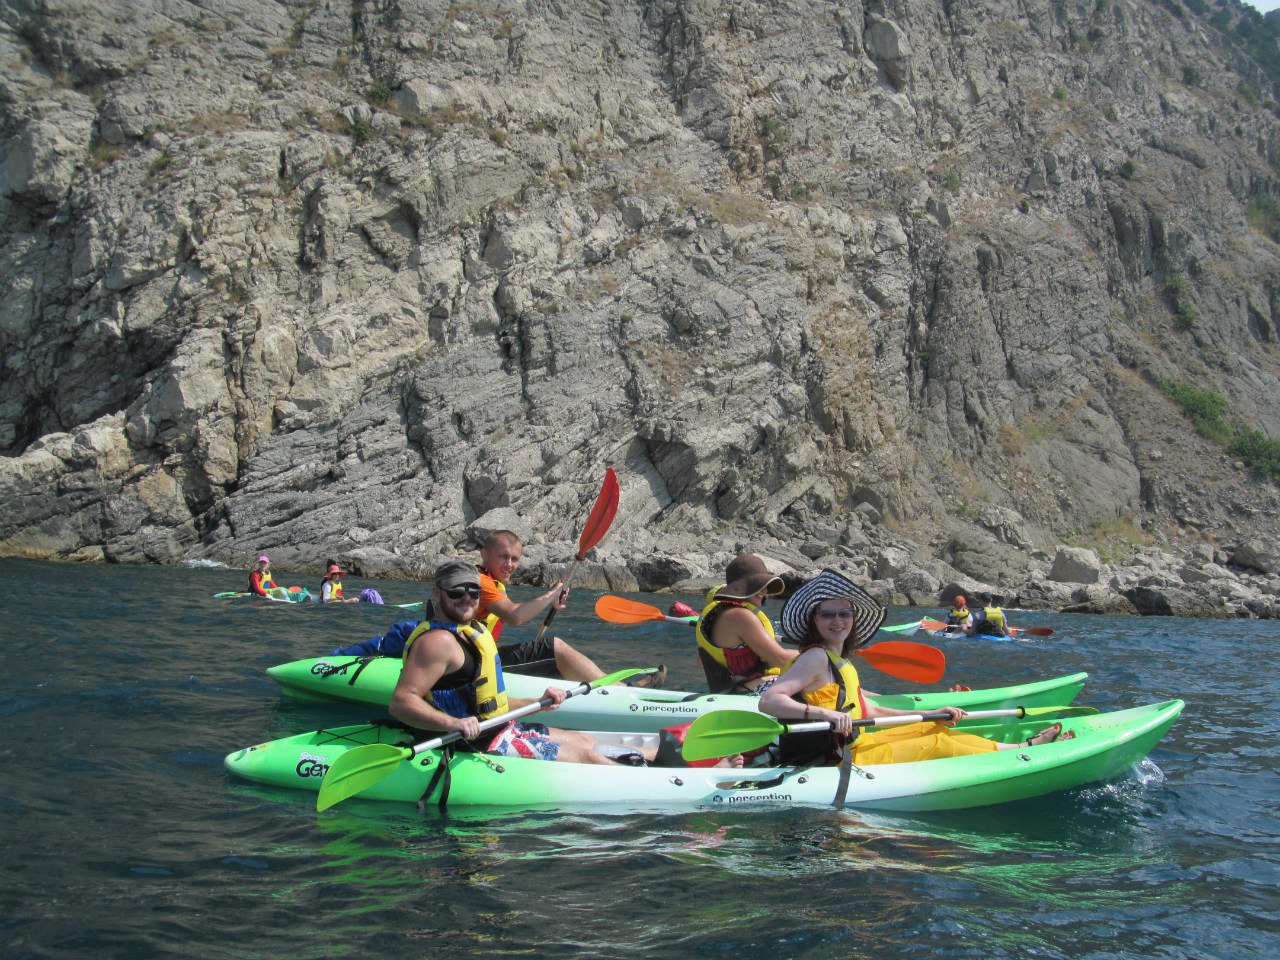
852,721,1000,765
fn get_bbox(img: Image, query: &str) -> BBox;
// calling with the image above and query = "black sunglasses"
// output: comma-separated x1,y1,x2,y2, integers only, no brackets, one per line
443,584,481,599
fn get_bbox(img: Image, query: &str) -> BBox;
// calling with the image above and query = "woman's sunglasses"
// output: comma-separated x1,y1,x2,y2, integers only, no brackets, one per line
443,585,481,599
816,608,854,620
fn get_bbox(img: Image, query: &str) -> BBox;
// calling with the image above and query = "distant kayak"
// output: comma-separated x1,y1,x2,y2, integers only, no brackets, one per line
928,629,1011,642
213,588,422,609
264,656,1089,733
224,699,1183,813
213,586,312,603
878,619,922,637
921,618,1053,642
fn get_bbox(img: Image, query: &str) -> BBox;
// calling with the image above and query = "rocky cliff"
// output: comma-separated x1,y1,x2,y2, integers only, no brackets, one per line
3,0,1280,617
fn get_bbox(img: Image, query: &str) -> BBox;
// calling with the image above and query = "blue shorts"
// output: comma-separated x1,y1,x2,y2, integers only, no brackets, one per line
485,721,560,761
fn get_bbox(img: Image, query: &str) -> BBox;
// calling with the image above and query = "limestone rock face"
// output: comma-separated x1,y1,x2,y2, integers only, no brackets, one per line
1,0,1280,619
1048,547,1103,586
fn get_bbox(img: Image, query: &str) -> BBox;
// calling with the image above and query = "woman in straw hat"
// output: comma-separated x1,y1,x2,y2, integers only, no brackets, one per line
694,554,796,694
759,569,1071,767
319,561,358,604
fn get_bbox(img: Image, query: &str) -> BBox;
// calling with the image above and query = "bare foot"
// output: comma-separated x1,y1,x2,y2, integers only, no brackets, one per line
713,754,745,768
1027,722,1077,746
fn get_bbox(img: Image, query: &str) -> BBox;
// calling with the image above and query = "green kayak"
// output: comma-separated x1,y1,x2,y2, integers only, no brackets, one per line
224,699,1183,813
265,655,1089,733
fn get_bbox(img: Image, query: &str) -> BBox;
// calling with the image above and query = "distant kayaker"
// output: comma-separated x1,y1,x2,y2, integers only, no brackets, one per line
695,553,796,694
388,560,657,765
759,570,1071,768
945,594,971,630
319,561,357,604
248,555,277,597
475,530,667,688
966,592,1008,637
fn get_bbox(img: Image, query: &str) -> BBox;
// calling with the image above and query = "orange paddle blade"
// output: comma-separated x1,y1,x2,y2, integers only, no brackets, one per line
594,595,666,624
1011,626,1054,637
576,468,620,560
857,641,946,683
920,618,950,632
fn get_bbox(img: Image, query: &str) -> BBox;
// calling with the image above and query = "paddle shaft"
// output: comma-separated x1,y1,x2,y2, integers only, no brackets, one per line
316,666,649,810
400,680,595,758
531,557,584,646
782,706,1054,735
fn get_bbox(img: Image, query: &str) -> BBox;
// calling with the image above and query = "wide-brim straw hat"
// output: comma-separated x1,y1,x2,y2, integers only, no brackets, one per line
715,553,785,601
780,569,886,649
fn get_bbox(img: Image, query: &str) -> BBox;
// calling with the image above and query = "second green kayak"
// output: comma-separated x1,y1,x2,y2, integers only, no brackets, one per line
265,656,1089,733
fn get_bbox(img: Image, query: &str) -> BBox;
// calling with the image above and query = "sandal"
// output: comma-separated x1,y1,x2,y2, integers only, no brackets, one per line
1026,722,1075,746
624,664,668,689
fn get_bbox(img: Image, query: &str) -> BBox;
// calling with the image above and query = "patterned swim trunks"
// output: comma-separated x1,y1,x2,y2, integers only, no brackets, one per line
485,721,560,761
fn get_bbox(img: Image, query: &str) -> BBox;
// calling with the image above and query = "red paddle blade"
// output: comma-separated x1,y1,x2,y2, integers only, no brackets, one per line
594,595,665,624
857,640,946,683
576,468,620,560
1012,626,1054,636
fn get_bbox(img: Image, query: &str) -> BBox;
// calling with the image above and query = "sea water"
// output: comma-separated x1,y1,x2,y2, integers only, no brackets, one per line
0,557,1276,959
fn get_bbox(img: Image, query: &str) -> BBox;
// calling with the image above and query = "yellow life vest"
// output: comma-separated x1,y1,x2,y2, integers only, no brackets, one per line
404,618,509,720
249,570,276,594
949,604,968,622
694,598,782,689
788,647,866,721
323,577,344,600
982,605,1006,630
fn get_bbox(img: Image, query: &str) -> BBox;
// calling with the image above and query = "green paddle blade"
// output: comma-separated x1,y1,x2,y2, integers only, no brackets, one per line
316,743,414,811
681,710,785,762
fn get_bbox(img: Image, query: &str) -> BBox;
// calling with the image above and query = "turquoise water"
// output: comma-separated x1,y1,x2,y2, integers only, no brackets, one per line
1,557,1276,959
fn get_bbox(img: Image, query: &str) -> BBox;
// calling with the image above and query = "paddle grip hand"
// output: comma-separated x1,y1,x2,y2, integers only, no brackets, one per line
539,687,567,711
542,582,569,610
450,715,482,739
821,709,853,735
934,706,965,725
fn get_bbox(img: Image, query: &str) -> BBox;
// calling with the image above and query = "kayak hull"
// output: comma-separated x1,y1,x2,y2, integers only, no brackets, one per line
215,587,312,603
224,700,1183,813
265,656,1089,733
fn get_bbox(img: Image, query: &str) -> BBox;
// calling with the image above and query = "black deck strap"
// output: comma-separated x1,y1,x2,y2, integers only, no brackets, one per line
343,657,377,686
316,656,376,686
417,744,456,810
315,720,419,755
315,722,401,747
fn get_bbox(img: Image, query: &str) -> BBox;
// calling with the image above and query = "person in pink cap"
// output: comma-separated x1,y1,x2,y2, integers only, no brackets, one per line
248,555,277,597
